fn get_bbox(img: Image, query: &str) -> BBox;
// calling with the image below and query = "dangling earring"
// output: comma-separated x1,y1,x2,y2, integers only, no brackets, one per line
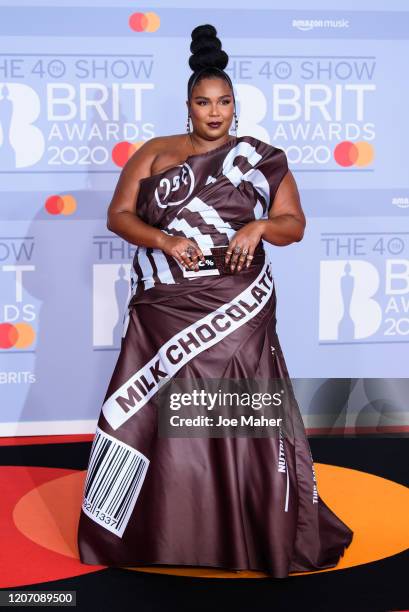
230,111,239,135
186,114,191,134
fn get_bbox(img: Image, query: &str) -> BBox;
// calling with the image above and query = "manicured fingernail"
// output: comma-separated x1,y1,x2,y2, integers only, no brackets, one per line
237,266,241,272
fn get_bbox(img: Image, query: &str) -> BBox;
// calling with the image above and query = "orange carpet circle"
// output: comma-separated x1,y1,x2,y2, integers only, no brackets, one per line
2,463,408,585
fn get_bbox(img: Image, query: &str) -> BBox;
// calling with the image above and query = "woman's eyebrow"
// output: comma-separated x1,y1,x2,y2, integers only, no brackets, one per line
193,94,232,100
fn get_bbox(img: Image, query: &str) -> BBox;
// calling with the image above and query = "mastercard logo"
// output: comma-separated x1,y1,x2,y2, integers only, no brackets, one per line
0,322,35,349
129,12,160,32
45,195,77,215
334,141,374,167
112,141,144,167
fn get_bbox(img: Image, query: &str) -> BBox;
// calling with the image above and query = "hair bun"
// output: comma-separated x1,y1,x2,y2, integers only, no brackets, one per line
189,24,228,72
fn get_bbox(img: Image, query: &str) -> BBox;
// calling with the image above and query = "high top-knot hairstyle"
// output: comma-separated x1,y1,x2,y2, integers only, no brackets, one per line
187,24,236,112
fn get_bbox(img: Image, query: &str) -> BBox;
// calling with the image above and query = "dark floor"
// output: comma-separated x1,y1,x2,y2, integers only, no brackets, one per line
1,437,408,612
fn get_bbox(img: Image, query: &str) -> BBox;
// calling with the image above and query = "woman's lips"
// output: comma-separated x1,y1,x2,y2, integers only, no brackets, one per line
208,122,221,128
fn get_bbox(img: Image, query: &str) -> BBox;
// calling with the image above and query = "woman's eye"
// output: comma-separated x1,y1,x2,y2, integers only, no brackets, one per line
197,100,231,106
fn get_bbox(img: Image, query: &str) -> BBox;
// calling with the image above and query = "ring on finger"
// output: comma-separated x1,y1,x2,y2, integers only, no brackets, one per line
233,246,242,255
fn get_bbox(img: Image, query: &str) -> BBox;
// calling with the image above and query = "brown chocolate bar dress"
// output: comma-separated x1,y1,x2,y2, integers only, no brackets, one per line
77,135,353,577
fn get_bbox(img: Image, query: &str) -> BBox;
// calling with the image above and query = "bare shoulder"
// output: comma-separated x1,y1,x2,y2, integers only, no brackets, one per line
151,133,189,157
123,134,186,180
149,133,191,175
139,133,186,155
121,137,161,180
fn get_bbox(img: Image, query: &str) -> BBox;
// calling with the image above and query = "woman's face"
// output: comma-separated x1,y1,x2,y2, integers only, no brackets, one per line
187,77,234,139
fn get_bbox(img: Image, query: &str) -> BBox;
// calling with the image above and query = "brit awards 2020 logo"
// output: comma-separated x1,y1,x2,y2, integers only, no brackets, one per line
92,234,136,349
0,53,155,171
0,84,45,169
0,236,37,351
319,232,409,343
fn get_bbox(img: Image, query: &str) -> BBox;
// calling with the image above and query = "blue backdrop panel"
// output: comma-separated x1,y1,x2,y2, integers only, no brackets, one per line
0,1,408,435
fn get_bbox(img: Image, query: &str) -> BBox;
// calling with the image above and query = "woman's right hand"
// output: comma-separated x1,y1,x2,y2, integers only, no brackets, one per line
159,235,205,271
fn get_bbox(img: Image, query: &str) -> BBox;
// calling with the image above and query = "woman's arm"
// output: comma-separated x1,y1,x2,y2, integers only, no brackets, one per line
106,138,204,270
225,169,306,272
106,138,168,249
261,169,306,246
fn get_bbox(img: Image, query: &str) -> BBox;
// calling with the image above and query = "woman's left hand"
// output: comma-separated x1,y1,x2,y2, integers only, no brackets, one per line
225,221,265,273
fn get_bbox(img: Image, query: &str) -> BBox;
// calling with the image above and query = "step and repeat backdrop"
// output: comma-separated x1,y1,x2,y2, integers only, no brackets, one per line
0,1,408,436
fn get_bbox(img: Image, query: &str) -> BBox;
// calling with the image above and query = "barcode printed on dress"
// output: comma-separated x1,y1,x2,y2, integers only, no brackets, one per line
81,426,150,537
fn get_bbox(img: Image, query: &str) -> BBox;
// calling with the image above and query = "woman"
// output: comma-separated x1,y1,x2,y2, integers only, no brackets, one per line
77,24,353,578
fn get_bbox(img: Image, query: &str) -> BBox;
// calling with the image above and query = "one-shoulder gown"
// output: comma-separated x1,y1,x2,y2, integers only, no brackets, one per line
77,135,353,577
